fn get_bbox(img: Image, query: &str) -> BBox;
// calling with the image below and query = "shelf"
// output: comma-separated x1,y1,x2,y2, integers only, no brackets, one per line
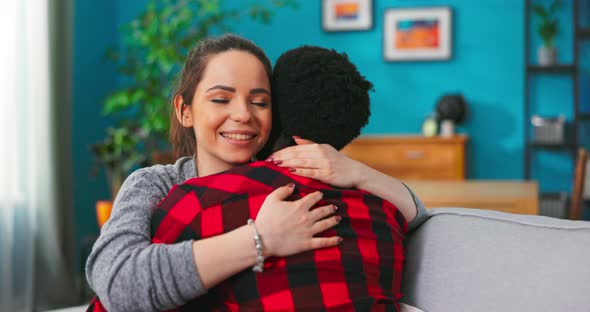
578,28,590,39
524,0,585,181
539,191,568,197
538,192,569,219
528,141,577,150
526,64,576,74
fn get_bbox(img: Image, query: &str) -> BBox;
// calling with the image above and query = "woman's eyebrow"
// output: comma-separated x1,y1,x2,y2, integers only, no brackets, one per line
250,88,271,95
206,85,235,93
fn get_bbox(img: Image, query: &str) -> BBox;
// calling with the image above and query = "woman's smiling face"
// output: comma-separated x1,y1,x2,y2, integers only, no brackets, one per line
183,50,272,175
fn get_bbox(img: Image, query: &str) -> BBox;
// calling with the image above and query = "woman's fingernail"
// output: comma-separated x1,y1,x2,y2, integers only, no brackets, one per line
337,237,343,243
335,216,342,222
274,160,283,165
265,157,273,162
333,205,338,211
289,168,296,172
292,136,301,140
288,183,295,188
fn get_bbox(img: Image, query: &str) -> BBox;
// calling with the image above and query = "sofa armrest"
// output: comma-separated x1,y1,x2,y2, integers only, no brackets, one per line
402,208,590,312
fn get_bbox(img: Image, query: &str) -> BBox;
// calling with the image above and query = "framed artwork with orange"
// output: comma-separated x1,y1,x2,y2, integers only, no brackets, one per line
383,7,452,61
322,0,373,32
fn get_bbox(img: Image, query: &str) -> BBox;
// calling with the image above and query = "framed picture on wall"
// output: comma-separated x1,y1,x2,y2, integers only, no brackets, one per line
322,0,373,32
383,7,452,61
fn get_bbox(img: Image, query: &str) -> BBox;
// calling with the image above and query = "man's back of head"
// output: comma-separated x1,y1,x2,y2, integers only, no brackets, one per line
260,46,373,158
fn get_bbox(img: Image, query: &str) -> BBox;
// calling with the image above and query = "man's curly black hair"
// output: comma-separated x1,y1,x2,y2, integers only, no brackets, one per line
259,46,373,158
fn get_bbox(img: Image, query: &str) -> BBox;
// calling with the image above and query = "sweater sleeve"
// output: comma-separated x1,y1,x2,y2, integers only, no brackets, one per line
401,182,429,233
85,168,207,312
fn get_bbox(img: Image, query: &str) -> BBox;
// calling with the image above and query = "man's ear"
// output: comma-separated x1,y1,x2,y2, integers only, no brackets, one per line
174,95,192,127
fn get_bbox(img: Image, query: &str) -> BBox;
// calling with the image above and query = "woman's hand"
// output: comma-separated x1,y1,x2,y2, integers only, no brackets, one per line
255,184,342,257
269,137,418,225
268,137,368,189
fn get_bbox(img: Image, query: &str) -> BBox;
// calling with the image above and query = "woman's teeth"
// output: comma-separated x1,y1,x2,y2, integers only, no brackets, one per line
221,133,254,140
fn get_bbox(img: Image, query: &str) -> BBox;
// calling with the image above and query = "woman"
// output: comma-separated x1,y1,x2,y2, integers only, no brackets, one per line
86,34,341,311
86,34,425,311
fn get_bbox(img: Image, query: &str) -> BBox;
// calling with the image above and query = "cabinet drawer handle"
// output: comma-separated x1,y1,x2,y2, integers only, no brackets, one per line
406,150,426,159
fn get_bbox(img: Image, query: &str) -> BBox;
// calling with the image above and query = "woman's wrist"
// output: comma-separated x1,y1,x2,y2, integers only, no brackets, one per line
247,219,265,272
353,161,377,190
253,220,275,258
354,167,418,222
191,224,259,289
238,224,262,265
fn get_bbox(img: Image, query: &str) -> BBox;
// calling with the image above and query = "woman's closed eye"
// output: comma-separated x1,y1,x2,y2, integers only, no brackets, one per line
210,96,268,107
251,101,268,108
211,98,230,104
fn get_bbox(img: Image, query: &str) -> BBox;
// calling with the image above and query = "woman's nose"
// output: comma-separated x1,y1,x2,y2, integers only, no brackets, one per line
229,100,252,123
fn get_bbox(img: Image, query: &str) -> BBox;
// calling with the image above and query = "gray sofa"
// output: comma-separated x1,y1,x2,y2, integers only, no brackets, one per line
401,208,590,312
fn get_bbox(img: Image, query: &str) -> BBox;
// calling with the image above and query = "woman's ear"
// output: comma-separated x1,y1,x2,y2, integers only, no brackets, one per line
174,95,192,127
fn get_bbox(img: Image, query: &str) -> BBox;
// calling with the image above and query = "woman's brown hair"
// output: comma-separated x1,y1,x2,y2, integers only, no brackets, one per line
170,34,272,158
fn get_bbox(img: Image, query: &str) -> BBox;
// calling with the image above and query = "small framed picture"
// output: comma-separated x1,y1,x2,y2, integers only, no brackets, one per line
322,0,373,32
383,7,452,61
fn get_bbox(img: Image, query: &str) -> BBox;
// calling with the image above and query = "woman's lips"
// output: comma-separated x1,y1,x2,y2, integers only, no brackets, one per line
220,131,257,145
220,132,255,140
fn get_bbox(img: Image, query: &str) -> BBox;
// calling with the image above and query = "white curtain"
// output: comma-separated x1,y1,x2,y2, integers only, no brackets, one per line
0,0,76,311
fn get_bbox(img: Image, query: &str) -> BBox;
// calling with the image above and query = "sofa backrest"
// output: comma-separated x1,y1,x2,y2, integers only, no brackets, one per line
402,208,590,312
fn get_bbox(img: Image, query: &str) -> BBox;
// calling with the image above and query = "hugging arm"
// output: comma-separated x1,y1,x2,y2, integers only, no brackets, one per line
86,169,205,312
87,168,340,311
191,184,340,289
269,138,428,231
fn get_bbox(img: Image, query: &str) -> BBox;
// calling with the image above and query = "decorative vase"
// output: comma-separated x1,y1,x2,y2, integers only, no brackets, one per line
96,200,113,228
538,46,557,66
440,120,455,137
422,116,438,137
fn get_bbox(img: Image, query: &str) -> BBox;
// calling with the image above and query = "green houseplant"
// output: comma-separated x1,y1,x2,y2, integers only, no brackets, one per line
92,0,297,218
532,0,561,65
90,124,147,227
91,125,148,200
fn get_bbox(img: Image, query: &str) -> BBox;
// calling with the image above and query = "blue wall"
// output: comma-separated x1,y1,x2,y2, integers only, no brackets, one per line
228,0,527,180
72,0,585,259
72,0,119,250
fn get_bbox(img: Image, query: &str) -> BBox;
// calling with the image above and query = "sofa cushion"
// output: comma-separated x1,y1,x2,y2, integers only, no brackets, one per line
402,208,590,312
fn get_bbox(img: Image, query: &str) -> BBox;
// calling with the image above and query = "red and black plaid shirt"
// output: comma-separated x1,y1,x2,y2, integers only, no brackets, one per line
155,161,407,311
88,161,407,312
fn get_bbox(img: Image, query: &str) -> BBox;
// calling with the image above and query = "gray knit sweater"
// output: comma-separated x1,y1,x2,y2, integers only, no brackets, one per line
85,156,429,312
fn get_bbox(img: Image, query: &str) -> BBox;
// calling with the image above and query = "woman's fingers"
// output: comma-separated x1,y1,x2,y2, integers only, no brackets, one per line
266,183,296,201
288,168,329,180
293,136,315,145
309,236,343,250
311,215,341,235
309,204,337,221
277,157,327,170
255,184,345,256
295,191,323,209
271,144,324,160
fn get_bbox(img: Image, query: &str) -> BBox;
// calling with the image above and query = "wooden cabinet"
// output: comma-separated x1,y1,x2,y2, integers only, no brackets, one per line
405,180,539,215
341,135,468,180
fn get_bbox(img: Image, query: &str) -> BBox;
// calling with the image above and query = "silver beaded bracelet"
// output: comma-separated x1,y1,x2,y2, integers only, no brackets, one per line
247,218,265,272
